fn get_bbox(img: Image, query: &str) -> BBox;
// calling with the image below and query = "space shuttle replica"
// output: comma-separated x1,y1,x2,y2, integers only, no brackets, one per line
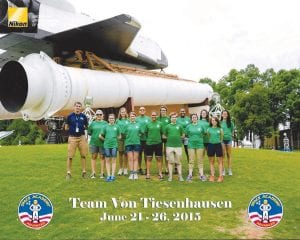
0,0,213,121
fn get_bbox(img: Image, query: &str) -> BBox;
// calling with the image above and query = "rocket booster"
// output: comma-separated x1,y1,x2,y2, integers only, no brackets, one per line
0,52,213,121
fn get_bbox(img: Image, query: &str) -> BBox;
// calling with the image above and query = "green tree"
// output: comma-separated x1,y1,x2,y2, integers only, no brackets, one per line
232,84,273,147
216,64,261,109
0,119,45,145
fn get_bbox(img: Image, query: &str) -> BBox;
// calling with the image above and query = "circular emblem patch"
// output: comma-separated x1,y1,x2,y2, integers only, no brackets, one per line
18,193,53,230
248,193,283,228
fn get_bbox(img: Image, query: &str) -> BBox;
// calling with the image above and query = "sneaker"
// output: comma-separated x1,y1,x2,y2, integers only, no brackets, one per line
200,175,207,182
123,169,128,176
128,173,134,180
178,175,184,182
186,175,192,181
145,174,151,180
158,174,164,180
209,176,215,182
222,169,226,176
105,176,112,182
110,176,116,181
217,176,224,182
99,173,105,179
82,171,87,178
66,172,71,180
168,176,172,182
134,173,138,180
228,168,233,176
90,173,96,179
117,169,123,176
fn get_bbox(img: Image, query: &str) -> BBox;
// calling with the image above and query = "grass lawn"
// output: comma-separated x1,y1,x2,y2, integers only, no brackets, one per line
0,145,299,239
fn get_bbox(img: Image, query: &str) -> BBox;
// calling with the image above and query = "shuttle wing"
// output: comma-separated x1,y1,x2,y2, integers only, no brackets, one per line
0,34,53,68
0,14,167,69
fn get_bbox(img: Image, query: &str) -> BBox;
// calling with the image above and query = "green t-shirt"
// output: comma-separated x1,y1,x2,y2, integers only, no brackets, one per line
157,116,170,131
136,115,151,141
220,120,235,140
198,119,210,143
164,123,184,147
88,120,108,147
101,124,121,148
116,118,130,138
145,120,162,145
176,116,191,130
185,123,204,149
207,127,223,144
124,122,142,146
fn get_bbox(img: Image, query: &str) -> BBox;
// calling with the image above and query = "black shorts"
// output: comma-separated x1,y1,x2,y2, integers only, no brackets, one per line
140,140,147,152
145,143,163,157
207,143,223,157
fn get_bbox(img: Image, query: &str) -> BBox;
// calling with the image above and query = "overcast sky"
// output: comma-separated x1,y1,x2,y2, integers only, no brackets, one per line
70,0,300,81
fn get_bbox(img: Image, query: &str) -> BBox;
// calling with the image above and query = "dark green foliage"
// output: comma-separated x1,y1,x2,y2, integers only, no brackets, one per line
0,119,45,145
208,65,300,148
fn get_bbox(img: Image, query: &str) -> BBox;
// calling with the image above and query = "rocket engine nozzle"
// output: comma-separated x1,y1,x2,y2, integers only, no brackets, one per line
0,61,28,113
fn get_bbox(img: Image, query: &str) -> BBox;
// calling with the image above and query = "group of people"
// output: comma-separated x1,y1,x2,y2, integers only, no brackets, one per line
65,102,235,183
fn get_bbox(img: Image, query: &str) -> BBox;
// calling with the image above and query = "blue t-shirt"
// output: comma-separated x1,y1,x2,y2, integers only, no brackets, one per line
66,112,88,136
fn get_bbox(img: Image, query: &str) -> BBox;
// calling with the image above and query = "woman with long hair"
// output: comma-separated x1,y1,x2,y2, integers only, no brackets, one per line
198,109,210,157
116,107,129,176
220,110,235,176
207,116,224,182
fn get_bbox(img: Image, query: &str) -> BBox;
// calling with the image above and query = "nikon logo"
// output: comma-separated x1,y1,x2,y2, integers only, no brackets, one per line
8,7,28,28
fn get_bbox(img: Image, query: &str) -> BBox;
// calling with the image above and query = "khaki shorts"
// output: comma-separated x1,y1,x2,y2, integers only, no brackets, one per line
166,147,182,164
68,136,88,158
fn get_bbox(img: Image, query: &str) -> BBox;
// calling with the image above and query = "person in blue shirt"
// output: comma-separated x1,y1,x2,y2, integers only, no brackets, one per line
65,102,88,180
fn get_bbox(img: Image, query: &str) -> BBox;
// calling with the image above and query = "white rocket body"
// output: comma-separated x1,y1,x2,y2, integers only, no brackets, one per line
0,52,213,121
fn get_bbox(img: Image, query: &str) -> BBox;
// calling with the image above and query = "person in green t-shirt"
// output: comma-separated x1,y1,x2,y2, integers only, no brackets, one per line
221,110,235,176
100,114,121,182
157,105,170,174
124,112,143,180
116,107,130,176
176,108,191,163
87,109,107,179
198,109,210,157
163,112,185,182
206,116,224,183
136,106,151,175
144,111,163,180
185,113,206,182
